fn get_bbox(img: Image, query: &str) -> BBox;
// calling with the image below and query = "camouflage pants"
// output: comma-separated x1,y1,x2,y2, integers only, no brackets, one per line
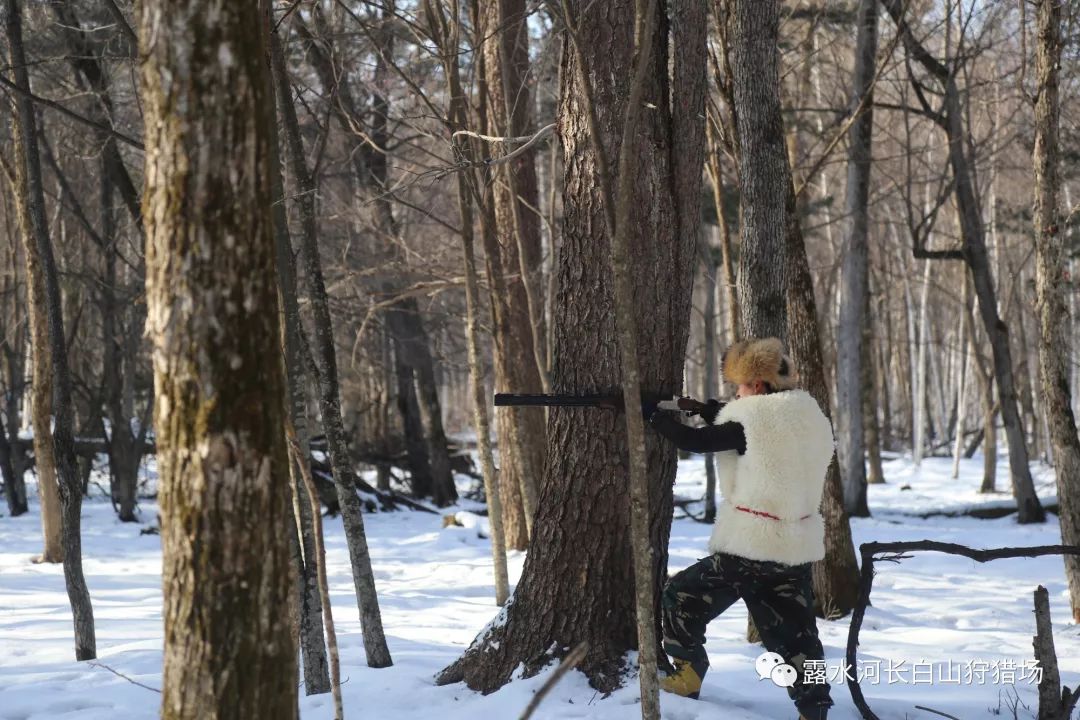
661,551,833,712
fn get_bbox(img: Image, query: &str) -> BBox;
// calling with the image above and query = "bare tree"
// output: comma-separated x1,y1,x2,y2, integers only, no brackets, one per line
4,0,96,658
139,0,298,713
267,19,331,695
1031,0,1080,622
272,19,393,669
880,0,1045,523
835,0,878,518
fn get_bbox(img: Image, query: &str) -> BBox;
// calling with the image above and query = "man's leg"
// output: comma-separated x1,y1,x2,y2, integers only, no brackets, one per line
742,562,833,717
661,553,742,678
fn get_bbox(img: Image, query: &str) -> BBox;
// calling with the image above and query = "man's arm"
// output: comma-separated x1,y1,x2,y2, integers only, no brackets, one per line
648,411,746,454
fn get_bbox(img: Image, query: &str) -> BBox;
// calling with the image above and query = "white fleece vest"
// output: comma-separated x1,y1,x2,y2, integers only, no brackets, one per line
707,389,835,565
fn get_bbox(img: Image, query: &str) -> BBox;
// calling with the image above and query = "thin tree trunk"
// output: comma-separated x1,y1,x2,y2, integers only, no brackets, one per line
5,0,95,658
1032,0,1080,622
836,0,877,516
438,7,511,605
267,21,331,695
479,0,544,546
705,120,739,341
961,275,998,491
863,281,885,485
702,231,719,523
0,417,26,515
288,424,344,719
2,85,62,563
270,28,393,669
952,279,970,479
395,353,434,498
914,259,932,464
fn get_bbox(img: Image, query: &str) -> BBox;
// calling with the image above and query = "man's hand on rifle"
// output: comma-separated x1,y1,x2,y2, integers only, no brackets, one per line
642,395,726,424
641,395,663,422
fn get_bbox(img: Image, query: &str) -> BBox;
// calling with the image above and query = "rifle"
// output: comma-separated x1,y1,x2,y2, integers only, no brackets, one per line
493,393,716,417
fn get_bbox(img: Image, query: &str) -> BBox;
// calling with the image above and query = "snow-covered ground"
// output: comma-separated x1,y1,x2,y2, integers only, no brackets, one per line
1,451,1076,720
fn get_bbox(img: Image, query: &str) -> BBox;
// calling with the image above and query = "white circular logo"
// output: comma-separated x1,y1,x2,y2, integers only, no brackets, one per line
755,651,786,681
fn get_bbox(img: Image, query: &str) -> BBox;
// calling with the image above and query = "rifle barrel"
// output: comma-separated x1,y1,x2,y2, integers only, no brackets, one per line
494,393,623,409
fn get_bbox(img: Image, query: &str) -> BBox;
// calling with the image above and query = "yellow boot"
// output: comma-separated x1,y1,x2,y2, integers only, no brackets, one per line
660,659,703,699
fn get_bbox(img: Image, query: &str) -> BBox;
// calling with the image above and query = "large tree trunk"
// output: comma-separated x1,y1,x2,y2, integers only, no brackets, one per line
835,0,877,517
436,0,706,692
139,0,298,714
728,0,787,340
1031,0,1080,623
881,0,1044,523
271,26,393,668
480,0,545,550
5,0,96,657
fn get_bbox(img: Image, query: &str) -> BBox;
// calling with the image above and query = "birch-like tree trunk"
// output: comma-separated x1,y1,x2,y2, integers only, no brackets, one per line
2,5,62,563
914,259,932,465
139,0,298,713
836,0,878,517
1031,0,1080,622
5,0,96,658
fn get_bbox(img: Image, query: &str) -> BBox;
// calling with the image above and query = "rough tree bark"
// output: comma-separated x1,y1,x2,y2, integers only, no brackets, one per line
139,0,298,713
5,0,96,657
728,0,787,341
436,0,706,693
835,0,878,517
1031,0,1080,623
272,23,393,668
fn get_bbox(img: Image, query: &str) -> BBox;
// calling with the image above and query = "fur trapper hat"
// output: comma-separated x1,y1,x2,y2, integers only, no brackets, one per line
721,337,798,390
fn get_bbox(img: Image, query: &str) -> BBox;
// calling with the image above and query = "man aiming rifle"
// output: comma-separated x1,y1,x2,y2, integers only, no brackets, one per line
495,337,835,720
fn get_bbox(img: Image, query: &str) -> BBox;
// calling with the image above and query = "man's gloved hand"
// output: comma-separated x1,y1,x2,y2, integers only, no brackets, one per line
699,398,723,424
641,397,661,423
635,395,669,423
